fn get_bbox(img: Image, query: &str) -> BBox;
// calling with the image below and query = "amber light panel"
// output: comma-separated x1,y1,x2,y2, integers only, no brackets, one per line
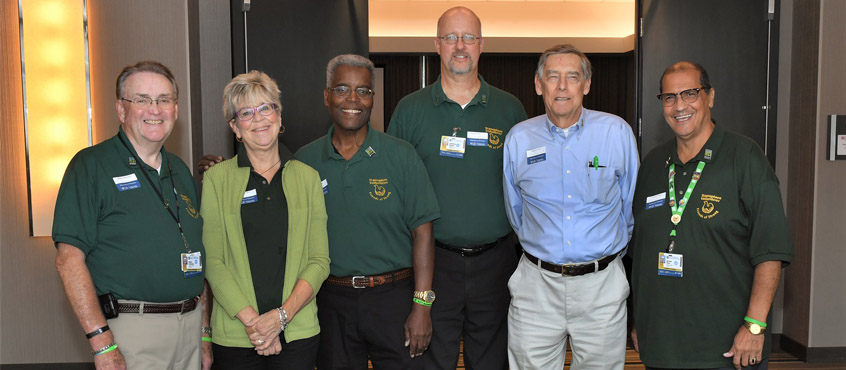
20,0,91,236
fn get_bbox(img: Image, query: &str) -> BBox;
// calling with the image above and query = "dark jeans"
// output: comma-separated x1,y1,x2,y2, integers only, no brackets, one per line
212,334,319,370
316,277,422,370
423,236,518,370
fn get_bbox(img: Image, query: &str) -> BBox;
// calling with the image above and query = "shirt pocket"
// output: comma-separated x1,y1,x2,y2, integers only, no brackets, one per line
585,166,617,204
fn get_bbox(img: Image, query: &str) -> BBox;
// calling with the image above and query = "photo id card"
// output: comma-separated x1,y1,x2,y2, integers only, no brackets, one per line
658,252,683,277
439,135,466,158
182,251,202,278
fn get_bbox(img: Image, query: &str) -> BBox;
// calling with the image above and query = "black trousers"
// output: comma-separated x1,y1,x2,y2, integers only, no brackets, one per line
212,334,319,370
646,359,769,370
316,277,422,370
423,237,518,370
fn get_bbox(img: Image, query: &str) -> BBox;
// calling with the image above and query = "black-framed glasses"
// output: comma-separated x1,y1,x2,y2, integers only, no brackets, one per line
439,33,479,45
329,86,374,98
234,103,279,122
121,96,176,109
657,88,705,107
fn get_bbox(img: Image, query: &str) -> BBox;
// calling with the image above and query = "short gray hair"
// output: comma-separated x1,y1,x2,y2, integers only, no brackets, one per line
115,60,178,99
326,54,375,88
536,44,592,81
222,70,282,122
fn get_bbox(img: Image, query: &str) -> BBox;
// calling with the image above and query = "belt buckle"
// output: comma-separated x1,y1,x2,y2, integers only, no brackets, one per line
351,276,366,288
560,263,578,277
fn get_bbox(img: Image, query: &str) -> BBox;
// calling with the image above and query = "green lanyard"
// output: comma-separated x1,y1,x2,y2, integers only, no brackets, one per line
666,161,706,252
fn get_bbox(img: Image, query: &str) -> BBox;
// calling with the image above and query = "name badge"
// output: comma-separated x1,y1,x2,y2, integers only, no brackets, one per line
526,146,547,165
466,131,488,147
321,179,329,194
182,251,202,278
439,135,466,158
112,174,141,191
241,189,258,204
646,192,666,210
658,252,683,277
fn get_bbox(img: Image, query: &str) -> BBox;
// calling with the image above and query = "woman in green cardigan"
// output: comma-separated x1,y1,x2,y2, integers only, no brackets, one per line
201,71,329,370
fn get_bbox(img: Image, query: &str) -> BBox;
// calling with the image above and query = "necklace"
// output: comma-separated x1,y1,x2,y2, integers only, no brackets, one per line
256,158,281,176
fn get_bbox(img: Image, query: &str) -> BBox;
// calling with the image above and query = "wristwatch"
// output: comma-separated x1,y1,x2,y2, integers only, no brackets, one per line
413,290,436,304
743,321,766,335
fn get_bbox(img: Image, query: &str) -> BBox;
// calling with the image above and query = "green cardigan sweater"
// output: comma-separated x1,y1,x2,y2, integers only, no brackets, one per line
201,156,329,347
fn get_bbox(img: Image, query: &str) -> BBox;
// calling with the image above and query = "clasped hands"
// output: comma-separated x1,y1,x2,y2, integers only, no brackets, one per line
245,310,283,356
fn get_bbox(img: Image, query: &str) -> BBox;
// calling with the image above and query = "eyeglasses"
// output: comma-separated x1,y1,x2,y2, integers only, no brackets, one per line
657,88,706,107
121,96,176,109
329,86,374,98
234,103,279,122
439,33,479,45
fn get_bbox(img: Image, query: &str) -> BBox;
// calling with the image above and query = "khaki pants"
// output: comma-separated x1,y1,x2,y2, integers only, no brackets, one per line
107,300,203,370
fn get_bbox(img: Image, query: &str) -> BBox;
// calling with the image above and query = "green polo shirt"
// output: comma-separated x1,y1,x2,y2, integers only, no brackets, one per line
53,128,205,302
237,142,291,314
387,75,527,246
295,123,440,276
631,124,793,368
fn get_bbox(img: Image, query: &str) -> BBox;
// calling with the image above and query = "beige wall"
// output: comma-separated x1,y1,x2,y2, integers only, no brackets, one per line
1,0,229,364
808,0,846,348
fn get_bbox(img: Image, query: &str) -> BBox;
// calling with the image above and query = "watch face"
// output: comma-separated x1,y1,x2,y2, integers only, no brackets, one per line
746,322,762,335
426,291,436,302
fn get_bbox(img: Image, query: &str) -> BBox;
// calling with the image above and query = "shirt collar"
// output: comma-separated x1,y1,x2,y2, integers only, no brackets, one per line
236,141,294,169
430,74,491,108
669,121,725,165
113,126,167,172
321,122,380,162
544,107,586,141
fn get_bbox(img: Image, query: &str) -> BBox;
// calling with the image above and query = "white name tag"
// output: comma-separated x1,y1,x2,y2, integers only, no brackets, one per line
112,174,141,191
526,146,547,165
466,131,488,146
646,192,666,209
242,189,258,204
321,179,329,194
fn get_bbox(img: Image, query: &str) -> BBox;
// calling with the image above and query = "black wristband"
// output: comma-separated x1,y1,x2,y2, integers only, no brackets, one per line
86,325,110,339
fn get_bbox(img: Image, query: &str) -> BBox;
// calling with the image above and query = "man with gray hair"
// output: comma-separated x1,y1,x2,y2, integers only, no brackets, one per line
295,54,441,369
502,44,639,369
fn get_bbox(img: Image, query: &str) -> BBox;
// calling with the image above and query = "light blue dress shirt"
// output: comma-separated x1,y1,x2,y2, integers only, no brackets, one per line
503,108,639,264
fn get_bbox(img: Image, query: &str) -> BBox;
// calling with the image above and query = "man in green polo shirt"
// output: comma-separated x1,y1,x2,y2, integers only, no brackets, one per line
387,6,528,370
295,54,440,370
53,61,211,370
631,61,794,370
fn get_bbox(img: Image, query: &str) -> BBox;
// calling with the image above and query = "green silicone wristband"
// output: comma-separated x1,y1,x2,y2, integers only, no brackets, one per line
744,316,767,328
201,337,212,342
412,297,432,307
94,343,118,356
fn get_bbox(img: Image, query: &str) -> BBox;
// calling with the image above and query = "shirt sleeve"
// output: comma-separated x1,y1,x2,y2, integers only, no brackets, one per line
502,130,523,232
617,122,640,239
402,149,441,231
52,151,99,254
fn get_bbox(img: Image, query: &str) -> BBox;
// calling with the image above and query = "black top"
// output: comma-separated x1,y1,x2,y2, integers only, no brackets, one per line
238,142,292,314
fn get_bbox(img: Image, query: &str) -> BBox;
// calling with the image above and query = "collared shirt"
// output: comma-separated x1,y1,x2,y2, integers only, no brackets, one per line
388,75,528,246
631,124,793,368
295,123,440,276
53,127,204,302
237,142,291,314
503,108,639,264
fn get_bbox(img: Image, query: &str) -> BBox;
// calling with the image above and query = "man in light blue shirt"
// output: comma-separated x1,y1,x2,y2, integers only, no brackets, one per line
502,44,639,370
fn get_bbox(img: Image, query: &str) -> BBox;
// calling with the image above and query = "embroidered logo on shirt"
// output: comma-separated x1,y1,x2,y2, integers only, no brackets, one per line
181,194,199,218
369,178,391,201
697,194,721,219
485,127,503,149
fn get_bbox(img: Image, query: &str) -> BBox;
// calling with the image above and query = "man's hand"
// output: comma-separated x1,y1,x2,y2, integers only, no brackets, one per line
201,339,213,370
723,326,764,369
93,347,127,370
631,326,639,352
198,155,223,179
404,304,432,358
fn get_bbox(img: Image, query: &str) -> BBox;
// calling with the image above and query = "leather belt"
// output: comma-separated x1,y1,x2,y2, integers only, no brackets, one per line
435,233,511,257
326,268,413,288
524,251,618,276
118,296,199,314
